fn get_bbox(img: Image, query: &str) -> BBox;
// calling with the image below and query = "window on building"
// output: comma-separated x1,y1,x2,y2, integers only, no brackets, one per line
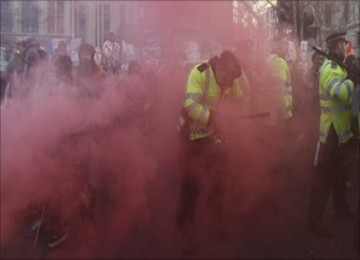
103,4,111,33
75,3,86,41
0,1,12,32
22,1,39,33
324,4,332,26
125,4,131,25
57,1,64,34
120,4,126,29
48,1,64,34
48,2,55,34
96,3,111,45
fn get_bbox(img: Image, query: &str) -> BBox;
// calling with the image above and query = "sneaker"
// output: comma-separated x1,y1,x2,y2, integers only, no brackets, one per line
46,233,68,249
308,222,333,238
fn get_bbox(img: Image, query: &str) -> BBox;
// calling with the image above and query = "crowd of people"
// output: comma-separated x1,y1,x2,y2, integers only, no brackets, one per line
1,35,169,250
0,29,359,257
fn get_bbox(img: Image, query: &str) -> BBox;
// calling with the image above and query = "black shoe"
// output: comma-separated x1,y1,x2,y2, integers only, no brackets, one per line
308,222,333,238
46,233,68,249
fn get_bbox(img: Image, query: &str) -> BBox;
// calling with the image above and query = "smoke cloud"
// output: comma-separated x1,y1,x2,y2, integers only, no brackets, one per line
0,1,340,258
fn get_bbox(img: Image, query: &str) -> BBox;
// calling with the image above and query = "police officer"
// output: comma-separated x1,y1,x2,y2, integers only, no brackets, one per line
266,34,293,122
308,32,356,238
176,50,244,254
260,34,295,215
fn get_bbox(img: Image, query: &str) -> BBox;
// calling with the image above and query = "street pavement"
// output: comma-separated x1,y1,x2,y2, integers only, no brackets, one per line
1,158,358,259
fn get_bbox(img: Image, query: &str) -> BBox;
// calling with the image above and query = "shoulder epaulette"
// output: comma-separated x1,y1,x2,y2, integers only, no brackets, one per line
197,63,209,72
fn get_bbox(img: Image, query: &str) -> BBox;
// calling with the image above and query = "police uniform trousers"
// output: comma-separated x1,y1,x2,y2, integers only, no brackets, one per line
308,126,353,227
176,135,227,233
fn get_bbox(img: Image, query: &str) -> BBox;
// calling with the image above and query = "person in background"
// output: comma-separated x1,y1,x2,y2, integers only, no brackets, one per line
76,43,104,80
55,54,73,84
102,30,121,74
1,48,12,104
265,34,293,122
52,40,68,63
7,40,26,82
303,50,326,146
260,33,295,215
74,43,105,99
22,37,48,81
305,50,326,89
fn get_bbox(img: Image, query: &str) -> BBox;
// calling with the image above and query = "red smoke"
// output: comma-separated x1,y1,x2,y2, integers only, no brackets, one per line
0,2,320,259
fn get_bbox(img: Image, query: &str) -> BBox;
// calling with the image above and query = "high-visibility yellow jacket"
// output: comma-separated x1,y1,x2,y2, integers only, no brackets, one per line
178,61,245,141
266,53,293,120
318,58,354,144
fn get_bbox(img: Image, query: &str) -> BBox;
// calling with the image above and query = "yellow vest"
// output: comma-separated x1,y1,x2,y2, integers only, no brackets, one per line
318,58,354,144
177,61,243,141
266,54,293,120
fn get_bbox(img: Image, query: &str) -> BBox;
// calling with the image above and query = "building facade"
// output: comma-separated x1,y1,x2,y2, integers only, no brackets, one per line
1,1,235,59
0,1,136,50
261,0,359,55
316,0,359,54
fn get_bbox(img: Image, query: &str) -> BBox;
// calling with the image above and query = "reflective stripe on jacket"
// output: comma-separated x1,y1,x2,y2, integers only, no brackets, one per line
178,61,242,141
319,58,354,144
266,54,293,120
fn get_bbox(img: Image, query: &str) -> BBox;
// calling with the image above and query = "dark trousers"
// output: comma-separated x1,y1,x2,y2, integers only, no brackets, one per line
176,136,227,233
308,127,352,226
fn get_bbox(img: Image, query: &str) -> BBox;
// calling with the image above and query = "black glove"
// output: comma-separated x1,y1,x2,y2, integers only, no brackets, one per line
344,55,359,85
